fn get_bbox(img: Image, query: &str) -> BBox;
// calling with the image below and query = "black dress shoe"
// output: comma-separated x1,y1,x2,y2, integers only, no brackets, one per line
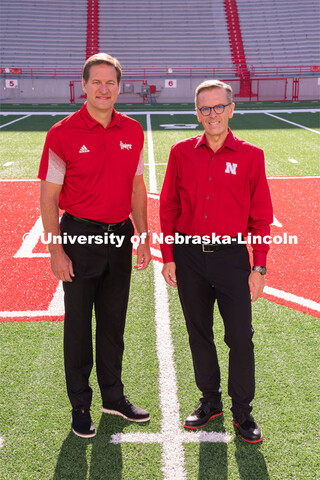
232,412,263,443
184,398,223,429
102,396,150,422
71,408,96,438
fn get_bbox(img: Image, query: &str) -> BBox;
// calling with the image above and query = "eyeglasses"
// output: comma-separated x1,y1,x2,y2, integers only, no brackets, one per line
198,103,232,116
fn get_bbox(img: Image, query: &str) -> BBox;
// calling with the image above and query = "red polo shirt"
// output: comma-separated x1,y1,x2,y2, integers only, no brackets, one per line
160,129,273,266
38,103,144,223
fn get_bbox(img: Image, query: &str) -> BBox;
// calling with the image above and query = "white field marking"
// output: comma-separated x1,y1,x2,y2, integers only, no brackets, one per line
147,192,160,199
14,216,48,258
288,158,299,164
160,124,198,129
111,430,232,445
0,178,40,181
150,247,162,259
146,113,158,194
3,162,14,167
0,114,31,128
0,437,3,448
111,260,232,480
267,175,320,179
271,215,283,227
264,286,320,313
1,108,319,117
145,163,171,166
265,112,320,134
111,116,232,480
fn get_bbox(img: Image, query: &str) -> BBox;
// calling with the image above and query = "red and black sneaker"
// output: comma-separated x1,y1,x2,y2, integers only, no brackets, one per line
232,412,263,443
184,399,223,429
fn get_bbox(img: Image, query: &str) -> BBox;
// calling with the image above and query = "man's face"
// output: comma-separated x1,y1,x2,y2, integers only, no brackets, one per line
196,88,234,139
82,63,120,113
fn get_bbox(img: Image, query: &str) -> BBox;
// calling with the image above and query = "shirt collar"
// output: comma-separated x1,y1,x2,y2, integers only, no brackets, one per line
194,128,238,152
80,102,121,130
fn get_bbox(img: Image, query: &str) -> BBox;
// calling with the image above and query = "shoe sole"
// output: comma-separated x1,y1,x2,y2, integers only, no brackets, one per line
72,428,96,439
232,419,263,443
184,411,223,430
101,407,150,422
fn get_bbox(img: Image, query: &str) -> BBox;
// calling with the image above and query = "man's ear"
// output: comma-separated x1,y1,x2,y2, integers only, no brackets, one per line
82,79,87,94
228,102,235,119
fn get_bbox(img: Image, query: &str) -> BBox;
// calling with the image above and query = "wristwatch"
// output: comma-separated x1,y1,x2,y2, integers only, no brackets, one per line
252,266,267,275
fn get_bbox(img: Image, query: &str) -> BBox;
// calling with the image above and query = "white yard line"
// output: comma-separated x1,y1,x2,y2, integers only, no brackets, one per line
111,114,232,480
267,175,320,179
264,286,320,312
146,113,158,194
265,112,320,134
0,114,31,128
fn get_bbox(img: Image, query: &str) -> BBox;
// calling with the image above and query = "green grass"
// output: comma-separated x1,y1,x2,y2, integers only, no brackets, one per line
169,288,320,480
0,105,319,479
0,267,162,480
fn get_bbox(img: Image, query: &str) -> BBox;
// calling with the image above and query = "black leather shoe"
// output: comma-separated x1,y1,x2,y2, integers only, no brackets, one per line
72,408,96,438
102,396,150,422
232,412,263,443
184,399,223,429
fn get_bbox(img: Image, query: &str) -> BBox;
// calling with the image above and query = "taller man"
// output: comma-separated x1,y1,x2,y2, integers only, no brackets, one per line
160,80,273,443
39,53,151,438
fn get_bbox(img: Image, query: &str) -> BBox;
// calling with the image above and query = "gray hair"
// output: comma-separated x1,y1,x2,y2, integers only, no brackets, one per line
195,80,233,105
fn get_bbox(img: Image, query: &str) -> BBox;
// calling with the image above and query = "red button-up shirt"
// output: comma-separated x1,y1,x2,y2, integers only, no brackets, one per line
38,103,144,223
160,129,273,266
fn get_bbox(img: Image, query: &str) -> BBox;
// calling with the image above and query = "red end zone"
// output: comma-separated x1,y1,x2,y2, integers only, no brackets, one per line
0,178,319,322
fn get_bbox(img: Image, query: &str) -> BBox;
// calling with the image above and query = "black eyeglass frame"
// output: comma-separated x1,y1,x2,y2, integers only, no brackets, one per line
197,103,232,116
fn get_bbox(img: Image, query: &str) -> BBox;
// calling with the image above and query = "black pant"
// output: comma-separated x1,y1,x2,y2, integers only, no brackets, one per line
174,243,254,414
60,213,134,410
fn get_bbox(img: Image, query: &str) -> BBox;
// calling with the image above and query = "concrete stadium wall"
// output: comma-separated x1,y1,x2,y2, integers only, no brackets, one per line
0,77,319,103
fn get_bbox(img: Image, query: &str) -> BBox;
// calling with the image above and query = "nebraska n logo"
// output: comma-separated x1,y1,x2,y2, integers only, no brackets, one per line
225,162,238,175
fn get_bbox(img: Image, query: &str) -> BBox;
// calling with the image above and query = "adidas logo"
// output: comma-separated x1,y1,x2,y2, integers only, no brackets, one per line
120,140,132,150
79,145,90,153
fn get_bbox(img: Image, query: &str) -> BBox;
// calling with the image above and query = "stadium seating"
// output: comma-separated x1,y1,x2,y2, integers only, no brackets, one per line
0,0,318,75
236,0,320,69
99,0,233,67
0,0,87,67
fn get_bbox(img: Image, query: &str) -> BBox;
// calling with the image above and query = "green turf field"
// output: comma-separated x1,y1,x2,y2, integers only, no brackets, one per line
0,101,319,480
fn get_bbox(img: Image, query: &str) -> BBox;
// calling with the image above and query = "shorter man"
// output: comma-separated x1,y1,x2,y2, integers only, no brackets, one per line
160,80,273,443
39,53,151,438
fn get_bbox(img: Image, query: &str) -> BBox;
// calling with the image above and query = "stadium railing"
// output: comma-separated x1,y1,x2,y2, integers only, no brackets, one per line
0,65,318,79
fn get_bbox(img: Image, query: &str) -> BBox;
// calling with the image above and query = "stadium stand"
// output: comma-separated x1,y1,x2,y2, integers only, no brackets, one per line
99,0,233,68
236,0,320,69
0,0,87,67
0,0,318,102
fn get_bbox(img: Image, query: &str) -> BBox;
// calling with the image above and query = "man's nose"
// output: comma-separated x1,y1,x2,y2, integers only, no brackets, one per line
99,84,109,93
209,107,217,117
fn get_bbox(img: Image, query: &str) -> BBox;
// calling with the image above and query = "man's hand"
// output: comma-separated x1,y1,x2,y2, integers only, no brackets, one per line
134,241,152,271
50,249,74,282
248,271,265,302
162,262,177,287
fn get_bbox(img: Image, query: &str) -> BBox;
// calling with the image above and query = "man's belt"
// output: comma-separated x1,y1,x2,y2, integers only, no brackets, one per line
65,212,128,232
178,233,243,253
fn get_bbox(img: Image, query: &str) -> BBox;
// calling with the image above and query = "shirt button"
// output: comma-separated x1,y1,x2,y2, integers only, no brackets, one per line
209,177,212,181
211,158,214,161
204,215,207,219
206,196,210,199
